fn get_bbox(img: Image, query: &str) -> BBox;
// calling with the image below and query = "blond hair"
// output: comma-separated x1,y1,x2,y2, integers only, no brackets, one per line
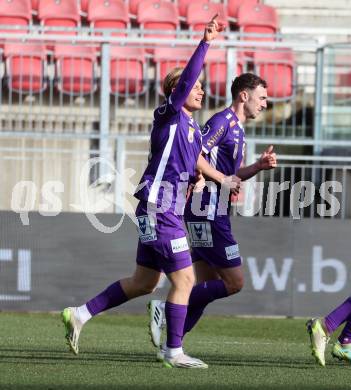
163,67,184,97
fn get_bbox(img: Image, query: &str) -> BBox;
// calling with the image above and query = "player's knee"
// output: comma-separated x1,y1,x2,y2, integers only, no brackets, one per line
225,275,244,295
174,273,195,293
137,281,157,295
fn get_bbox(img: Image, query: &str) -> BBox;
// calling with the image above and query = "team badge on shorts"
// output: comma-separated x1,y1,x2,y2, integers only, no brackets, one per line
187,222,213,247
137,215,157,242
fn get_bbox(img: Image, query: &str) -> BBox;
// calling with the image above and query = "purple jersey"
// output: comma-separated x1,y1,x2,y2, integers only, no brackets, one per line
185,107,246,220
134,40,209,215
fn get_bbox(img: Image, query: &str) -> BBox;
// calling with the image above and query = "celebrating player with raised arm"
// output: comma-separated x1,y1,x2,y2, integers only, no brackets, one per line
148,73,277,362
61,16,240,369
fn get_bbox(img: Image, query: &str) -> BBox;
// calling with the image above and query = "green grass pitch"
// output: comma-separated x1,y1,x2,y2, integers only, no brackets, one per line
0,312,350,389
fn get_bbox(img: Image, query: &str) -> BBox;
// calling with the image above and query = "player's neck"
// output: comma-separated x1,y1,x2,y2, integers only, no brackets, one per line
229,103,246,124
182,106,193,118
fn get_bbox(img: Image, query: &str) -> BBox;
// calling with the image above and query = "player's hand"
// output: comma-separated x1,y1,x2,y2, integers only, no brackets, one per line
203,14,225,43
257,145,277,170
221,175,241,195
193,172,206,193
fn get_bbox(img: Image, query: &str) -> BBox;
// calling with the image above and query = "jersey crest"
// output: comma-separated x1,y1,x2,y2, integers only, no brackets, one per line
188,126,195,143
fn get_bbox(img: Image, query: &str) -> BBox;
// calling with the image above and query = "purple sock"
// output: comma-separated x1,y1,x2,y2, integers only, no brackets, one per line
86,280,128,316
324,296,351,334
183,280,228,335
338,319,351,344
165,301,188,348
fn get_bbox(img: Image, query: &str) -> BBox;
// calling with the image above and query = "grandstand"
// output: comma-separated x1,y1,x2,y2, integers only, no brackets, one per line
0,0,351,316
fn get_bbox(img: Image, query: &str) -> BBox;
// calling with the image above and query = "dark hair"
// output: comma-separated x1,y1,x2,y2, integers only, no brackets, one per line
231,73,267,101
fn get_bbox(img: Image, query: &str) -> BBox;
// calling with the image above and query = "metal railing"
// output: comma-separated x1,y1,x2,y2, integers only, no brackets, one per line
0,28,324,141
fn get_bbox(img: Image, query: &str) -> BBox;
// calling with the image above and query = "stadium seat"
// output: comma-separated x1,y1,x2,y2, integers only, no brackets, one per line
177,0,208,19
137,0,179,39
88,0,129,36
128,0,143,17
4,43,47,93
54,45,97,95
38,0,80,35
79,0,89,15
153,47,193,95
31,0,39,14
237,3,278,42
186,1,228,38
0,0,31,34
206,49,244,99
254,50,295,100
227,0,258,22
109,46,146,95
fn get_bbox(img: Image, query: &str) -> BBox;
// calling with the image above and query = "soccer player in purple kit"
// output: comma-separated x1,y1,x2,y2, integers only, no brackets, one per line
307,297,351,366
61,16,241,368
148,73,277,361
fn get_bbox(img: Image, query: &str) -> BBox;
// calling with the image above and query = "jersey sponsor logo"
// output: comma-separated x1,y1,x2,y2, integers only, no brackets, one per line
187,222,213,247
225,244,240,260
137,215,157,242
230,120,236,128
170,236,189,253
206,126,225,148
188,126,195,143
201,124,211,136
226,113,233,119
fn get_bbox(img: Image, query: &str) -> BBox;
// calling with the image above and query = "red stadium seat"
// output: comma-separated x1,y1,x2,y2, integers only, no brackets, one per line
206,49,244,98
227,0,258,21
254,50,295,100
128,0,143,17
79,0,89,15
38,0,80,35
109,46,146,95
54,45,97,95
88,0,129,36
137,0,179,39
186,1,228,37
237,3,278,41
31,0,39,14
153,47,193,94
0,0,31,34
177,0,208,19
4,43,47,93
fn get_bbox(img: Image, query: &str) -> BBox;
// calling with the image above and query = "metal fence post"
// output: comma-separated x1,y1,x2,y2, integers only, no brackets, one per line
115,136,126,213
314,46,324,155
226,47,237,107
242,139,257,216
99,42,111,178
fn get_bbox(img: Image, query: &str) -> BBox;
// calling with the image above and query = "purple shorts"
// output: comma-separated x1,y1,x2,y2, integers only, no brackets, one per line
135,201,192,274
184,215,242,269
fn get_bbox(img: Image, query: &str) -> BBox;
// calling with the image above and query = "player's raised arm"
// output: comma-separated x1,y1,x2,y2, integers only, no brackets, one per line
169,15,224,112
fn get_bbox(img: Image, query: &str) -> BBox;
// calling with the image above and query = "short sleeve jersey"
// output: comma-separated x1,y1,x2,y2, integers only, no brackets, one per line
187,107,245,220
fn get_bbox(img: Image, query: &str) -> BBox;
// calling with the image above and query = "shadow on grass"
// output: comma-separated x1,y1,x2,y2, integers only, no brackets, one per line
0,348,345,371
